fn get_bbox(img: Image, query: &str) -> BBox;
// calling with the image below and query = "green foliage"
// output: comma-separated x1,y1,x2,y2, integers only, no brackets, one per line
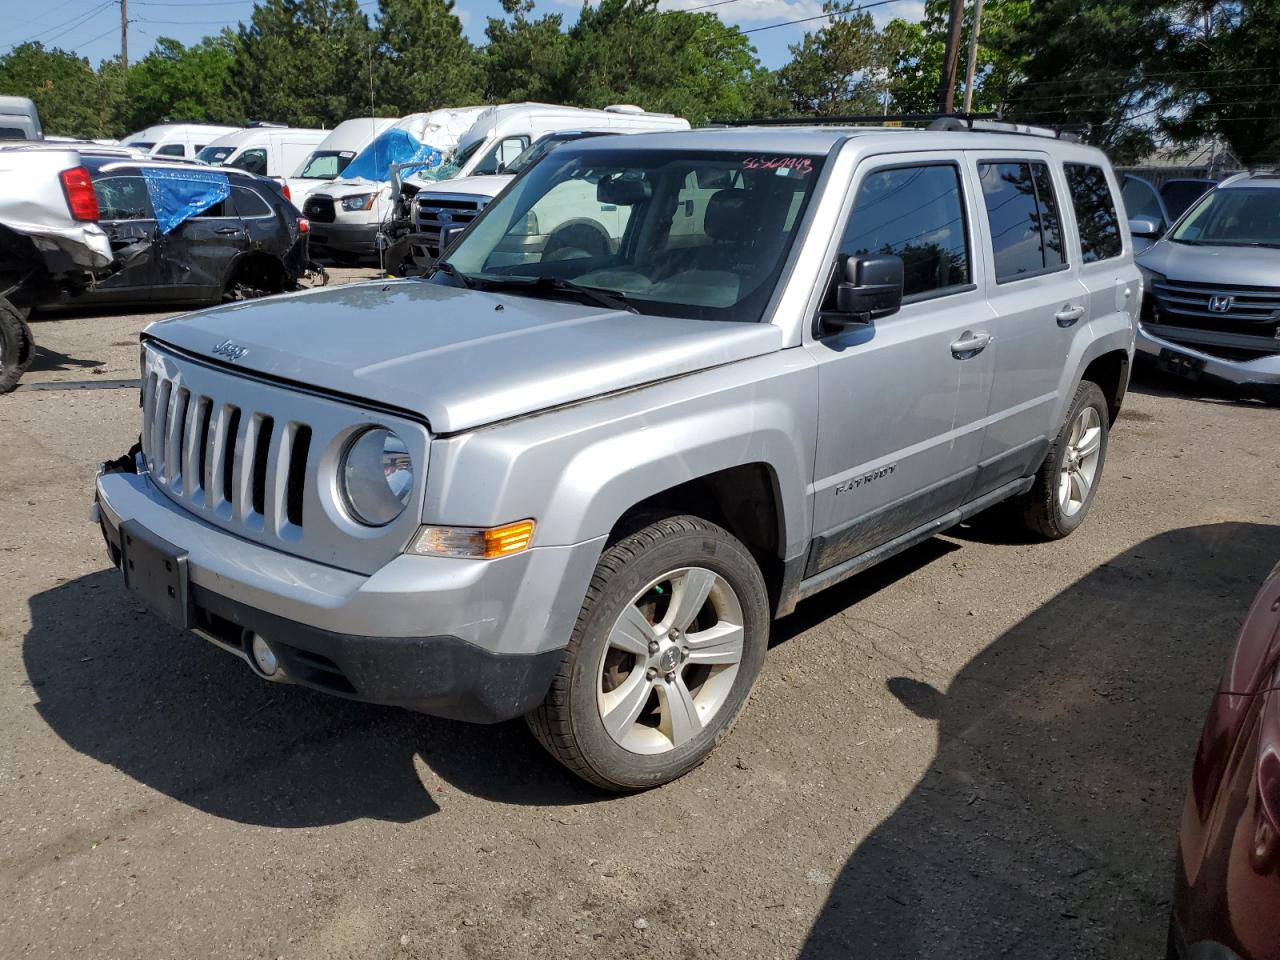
482,0,569,103
376,0,484,113
777,3,884,116
233,0,375,127
0,43,124,138
124,34,241,131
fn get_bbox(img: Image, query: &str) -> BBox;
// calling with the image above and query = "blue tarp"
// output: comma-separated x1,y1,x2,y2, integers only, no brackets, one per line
141,167,231,235
341,128,444,182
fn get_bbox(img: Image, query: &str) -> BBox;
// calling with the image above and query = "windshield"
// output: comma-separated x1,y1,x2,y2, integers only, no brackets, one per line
1171,187,1280,247
416,138,484,182
196,145,235,165
127,141,155,150
295,149,355,179
442,147,824,323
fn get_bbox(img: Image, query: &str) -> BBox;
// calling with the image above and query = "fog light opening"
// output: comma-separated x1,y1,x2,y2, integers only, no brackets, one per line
250,633,280,678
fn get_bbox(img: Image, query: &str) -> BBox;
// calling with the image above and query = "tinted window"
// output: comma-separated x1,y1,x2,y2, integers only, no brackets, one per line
841,163,970,299
1064,163,1122,263
1160,180,1215,221
1121,176,1164,224
155,143,185,157
0,127,26,140
93,175,154,220
230,148,267,176
232,186,271,217
979,161,1065,281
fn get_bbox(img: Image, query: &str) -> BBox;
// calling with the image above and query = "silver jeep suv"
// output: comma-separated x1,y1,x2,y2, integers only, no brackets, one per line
94,125,1138,789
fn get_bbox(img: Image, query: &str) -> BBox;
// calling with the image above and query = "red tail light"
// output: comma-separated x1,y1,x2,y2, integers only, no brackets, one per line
282,183,292,202
297,217,309,234
59,166,99,222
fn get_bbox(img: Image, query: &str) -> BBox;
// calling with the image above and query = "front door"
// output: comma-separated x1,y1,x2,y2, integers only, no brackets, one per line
90,174,165,302
967,153,1092,497
804,155,995,578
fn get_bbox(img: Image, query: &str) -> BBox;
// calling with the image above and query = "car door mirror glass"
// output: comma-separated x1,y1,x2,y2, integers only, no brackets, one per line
825,254,904,332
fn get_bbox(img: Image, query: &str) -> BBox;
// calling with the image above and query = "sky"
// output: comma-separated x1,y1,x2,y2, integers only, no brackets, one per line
0,0,926,74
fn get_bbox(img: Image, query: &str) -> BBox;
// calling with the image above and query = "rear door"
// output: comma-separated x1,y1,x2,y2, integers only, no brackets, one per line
968,152,1091,497
160,192,250,301
1062,161,1133,349
805,154,995,577
90,174,164,301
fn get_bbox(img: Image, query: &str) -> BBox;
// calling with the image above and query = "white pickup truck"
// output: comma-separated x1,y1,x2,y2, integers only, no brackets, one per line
0,144,148,392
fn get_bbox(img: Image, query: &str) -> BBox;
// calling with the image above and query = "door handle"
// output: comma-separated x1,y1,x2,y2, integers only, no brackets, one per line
950,331,991,358
1055,304,1086,327
215,227,244,236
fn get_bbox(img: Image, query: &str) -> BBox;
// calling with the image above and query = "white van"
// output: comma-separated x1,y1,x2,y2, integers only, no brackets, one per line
195,127,328,178
286,117,396,208
0,96,42,141
307,103,688,261
121,123,241,159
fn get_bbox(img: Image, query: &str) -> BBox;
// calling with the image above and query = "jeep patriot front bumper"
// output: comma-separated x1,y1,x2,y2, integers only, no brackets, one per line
93,451,602,723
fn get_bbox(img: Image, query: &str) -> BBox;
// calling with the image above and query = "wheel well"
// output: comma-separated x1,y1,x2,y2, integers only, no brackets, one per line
225,253,285,294
1081,350,1129,424
611,464,785,614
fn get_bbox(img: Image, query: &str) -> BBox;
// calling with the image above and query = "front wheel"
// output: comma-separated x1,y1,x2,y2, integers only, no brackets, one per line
527,515,769,790
1015,380,1110,539
0,297,35,395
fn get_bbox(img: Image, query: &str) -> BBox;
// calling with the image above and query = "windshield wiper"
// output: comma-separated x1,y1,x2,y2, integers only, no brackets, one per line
432,260,476,289
477,276,638,314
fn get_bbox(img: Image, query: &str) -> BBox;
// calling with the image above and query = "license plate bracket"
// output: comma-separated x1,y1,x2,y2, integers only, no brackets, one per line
120,519,191,629
1156,348,1206,381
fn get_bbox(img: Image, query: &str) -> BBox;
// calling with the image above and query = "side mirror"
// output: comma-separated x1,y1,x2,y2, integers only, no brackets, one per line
440,223,467,253
824,254,904,332
1127,217,1162,239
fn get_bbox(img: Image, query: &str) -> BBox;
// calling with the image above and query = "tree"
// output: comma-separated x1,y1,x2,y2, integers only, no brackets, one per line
124,34,241,131
375,0,484,113
482,0,569,103
776,3,884,116
0,43,121,138
233,0,374,128
1159,1,1280,167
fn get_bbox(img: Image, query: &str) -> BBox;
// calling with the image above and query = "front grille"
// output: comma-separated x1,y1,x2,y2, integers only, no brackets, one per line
303,196,335,223
415,193,488,253
142,373,312,534
1152,277,1280,335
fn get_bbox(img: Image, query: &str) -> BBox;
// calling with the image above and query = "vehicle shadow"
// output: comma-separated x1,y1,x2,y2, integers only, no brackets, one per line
798,521,1280,959
22,569,601,828
25,344,103,374
1128,363,1272,407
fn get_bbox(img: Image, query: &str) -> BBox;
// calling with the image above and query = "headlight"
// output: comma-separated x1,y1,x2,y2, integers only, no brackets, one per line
339,427,414,526
341,193,376,212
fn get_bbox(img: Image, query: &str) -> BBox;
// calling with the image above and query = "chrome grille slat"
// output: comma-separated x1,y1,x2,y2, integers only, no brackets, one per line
183,397,208,502
164,388,188,492
262,421,290,534
152,379,172,483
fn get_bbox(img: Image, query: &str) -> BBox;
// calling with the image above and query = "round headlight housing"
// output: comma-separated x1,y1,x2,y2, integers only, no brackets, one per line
339,427,414,526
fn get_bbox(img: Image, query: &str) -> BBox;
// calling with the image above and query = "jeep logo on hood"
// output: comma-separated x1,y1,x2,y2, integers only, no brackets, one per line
212,339,249,362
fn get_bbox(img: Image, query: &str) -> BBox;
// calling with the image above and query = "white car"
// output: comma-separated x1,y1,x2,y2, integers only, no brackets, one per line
286,117,397,208
121,123,242,159
196,127,329,179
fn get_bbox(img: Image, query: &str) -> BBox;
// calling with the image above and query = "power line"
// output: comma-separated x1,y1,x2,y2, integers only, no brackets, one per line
742,0,901,35
1,0,115,50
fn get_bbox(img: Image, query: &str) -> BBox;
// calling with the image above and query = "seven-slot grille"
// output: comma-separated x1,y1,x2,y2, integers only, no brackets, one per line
1150,277,1280,357
303,195,336,223
416,194,489,253
141,369,312,534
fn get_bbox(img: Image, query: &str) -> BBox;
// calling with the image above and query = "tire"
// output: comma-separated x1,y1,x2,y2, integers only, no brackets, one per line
1015,380,1110,539
543,222,610,261
0,297,35,395
527,515,770,791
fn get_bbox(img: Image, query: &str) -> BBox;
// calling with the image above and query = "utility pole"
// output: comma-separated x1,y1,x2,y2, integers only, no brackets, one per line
119,0,128,70
937,0,965,113
962,0,985,115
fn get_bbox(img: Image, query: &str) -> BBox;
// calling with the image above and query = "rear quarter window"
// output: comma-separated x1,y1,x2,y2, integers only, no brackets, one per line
1063,163,1122,263
232,186,272,217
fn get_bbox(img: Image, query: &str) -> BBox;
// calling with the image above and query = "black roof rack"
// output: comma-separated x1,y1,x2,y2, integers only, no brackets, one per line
709,112,1086,143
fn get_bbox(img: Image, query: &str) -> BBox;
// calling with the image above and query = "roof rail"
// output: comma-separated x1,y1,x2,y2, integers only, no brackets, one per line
710,112,1087,142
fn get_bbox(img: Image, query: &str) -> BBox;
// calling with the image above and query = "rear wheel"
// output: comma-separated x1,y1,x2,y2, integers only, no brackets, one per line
527,515,769,790
1015,380,1110,539
0,297,34,394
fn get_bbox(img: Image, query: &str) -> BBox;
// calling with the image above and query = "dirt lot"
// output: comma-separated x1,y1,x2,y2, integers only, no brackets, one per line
1,280,1277,959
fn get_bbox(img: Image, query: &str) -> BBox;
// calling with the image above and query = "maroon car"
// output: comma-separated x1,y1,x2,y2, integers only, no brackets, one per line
1171,561,1280,959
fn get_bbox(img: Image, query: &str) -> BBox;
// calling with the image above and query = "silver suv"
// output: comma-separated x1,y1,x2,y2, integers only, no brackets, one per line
94,125,1138,789
1134,172,1280,400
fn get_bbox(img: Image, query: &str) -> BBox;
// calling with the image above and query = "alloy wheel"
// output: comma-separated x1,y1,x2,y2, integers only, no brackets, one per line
1058,406,1102,517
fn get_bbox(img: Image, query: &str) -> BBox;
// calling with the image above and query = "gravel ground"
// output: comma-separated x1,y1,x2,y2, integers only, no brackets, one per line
1,282,1277,959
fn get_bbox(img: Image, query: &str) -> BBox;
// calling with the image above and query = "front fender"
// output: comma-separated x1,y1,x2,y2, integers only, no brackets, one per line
423,349,818,562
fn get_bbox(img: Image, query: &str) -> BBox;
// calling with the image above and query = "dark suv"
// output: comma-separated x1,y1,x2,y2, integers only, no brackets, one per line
70,156,311,306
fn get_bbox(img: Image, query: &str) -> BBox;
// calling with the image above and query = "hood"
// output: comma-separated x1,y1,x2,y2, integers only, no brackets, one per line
143,280,782,434
1137,240,1280,286
417,174,512,199
311,180,392,201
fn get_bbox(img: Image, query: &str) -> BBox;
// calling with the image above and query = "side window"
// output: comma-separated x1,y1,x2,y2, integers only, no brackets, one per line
192,194,234,218
840,163,971,300
232,186,271,218
1064,163,1122,263
93,176,154,221
231,148,268,176
978,160,1066,282
155,143,185,157
473,137,529,176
